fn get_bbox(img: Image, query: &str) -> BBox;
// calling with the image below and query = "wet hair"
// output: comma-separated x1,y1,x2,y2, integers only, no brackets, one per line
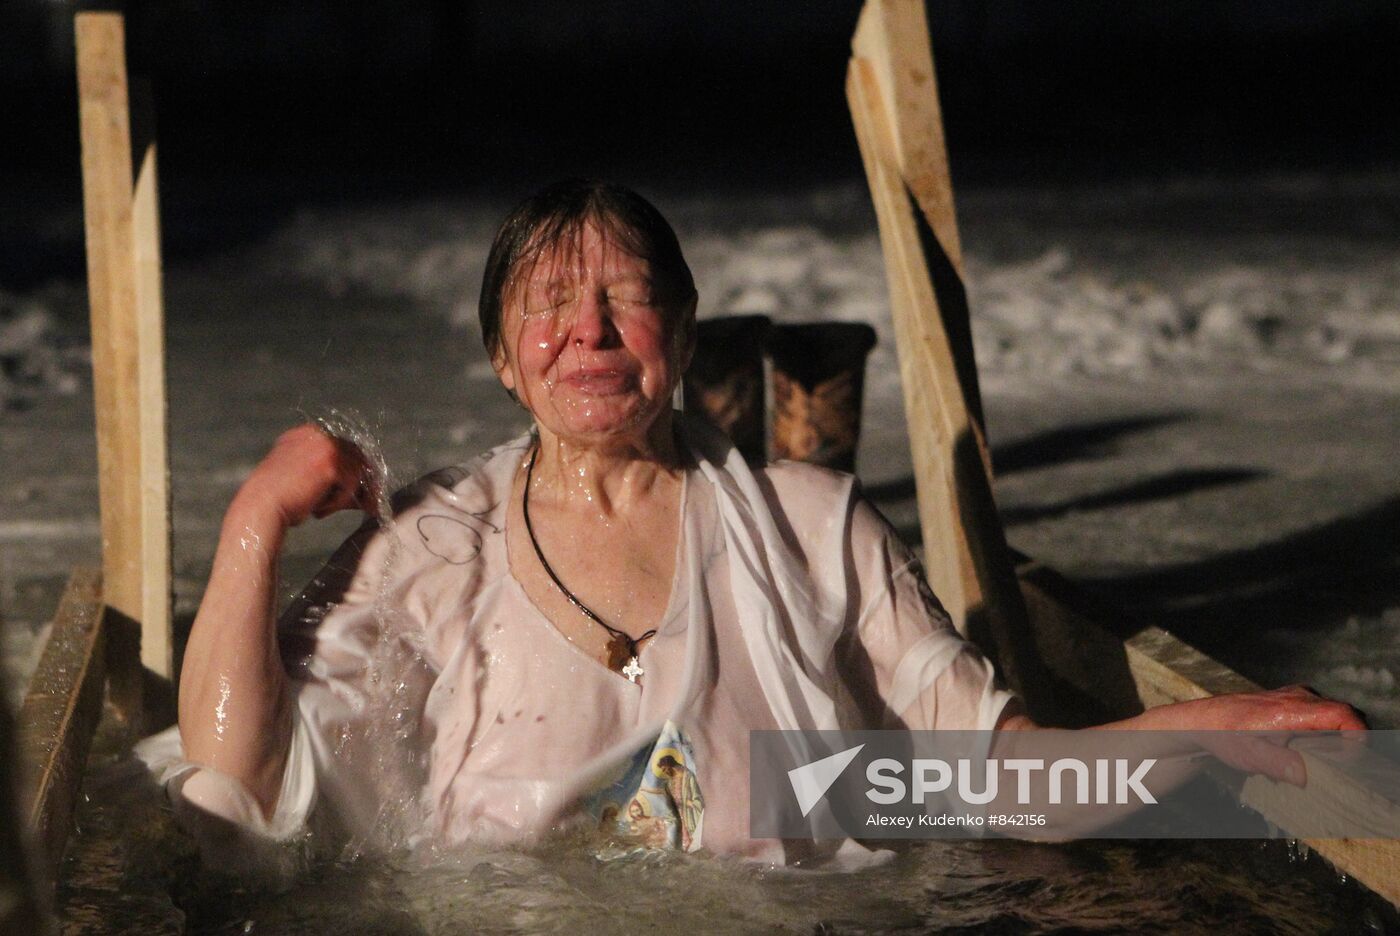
477,178,696,362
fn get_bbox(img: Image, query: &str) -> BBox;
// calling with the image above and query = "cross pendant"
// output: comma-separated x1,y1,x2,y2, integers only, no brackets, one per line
621,656,644,682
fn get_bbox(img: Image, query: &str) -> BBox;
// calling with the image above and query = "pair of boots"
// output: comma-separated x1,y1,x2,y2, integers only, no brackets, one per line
683,316,878,473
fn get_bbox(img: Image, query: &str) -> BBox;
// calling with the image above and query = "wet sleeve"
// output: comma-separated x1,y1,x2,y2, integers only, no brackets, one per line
836,499,1015,732
137,711,317,875
151,521,437,851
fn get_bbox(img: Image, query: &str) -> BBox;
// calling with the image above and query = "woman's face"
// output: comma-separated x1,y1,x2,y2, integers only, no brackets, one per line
493,219,695,446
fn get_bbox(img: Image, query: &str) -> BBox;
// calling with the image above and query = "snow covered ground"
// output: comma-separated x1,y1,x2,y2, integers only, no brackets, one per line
3,172,1397,722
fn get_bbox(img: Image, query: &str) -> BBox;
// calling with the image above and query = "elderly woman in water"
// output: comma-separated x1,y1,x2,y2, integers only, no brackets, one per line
167,179,1363,862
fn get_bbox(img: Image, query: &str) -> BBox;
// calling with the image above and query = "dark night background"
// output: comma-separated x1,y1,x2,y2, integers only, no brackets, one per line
3,1,1400,291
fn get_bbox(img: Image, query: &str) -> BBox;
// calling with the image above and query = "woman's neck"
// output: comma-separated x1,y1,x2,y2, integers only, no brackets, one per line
529,414,683,517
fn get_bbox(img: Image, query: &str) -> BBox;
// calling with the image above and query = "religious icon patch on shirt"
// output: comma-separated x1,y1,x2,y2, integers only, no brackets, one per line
586,720,705,852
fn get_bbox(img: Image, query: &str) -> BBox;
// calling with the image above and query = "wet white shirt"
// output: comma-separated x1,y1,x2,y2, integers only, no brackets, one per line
144,422,1013,865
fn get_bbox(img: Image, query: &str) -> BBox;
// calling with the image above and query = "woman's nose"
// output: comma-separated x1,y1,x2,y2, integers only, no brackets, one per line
570,290,619,347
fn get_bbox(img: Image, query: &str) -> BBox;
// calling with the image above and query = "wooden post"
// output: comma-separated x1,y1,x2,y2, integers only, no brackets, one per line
75,11,173,702
16,569,106,885
846,0,1052,714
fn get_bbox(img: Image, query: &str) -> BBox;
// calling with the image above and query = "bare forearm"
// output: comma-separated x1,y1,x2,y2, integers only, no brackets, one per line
1000,705,1209,733
177,495,293,816
992,709,1205,838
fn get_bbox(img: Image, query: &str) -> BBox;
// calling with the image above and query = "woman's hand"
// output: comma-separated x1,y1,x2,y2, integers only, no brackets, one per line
231,424,377,533
1133,685,1367,788
1003,685,1366,788
1165,684,1367,733
1149,685,1366,787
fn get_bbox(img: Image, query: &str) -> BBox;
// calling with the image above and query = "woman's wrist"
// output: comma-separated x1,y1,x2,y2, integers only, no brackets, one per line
223,486,291,554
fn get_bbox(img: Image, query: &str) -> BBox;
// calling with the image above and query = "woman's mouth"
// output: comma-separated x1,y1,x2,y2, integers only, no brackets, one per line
560,369,638,395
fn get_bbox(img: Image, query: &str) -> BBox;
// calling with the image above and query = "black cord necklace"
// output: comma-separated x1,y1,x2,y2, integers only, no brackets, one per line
522,444,657,683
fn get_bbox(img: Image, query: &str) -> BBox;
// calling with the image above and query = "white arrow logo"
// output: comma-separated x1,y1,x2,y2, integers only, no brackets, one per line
787,744,865,817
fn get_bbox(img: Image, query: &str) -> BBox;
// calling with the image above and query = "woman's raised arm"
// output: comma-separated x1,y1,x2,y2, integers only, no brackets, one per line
177,424,374,818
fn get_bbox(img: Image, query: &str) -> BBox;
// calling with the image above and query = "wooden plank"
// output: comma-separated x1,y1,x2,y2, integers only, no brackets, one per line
16,568,106,880
851,0,987,449
847,26,1053,715
76,12,173,692
850,0,963,276
130,78,173,682
1240,745,1400,908
1017,563,1400,908
848,21,971,625
1123,625,1260,706
1132,624,1400,908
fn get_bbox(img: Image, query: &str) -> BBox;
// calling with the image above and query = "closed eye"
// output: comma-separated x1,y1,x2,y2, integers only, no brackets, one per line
606,285,657,305
525,289,577,316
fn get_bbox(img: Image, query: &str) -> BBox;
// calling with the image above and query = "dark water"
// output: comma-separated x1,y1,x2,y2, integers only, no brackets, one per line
54,748,1397,936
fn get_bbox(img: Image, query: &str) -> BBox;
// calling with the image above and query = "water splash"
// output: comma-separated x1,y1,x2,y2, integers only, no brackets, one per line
302,407,429,856
308,407,395,524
